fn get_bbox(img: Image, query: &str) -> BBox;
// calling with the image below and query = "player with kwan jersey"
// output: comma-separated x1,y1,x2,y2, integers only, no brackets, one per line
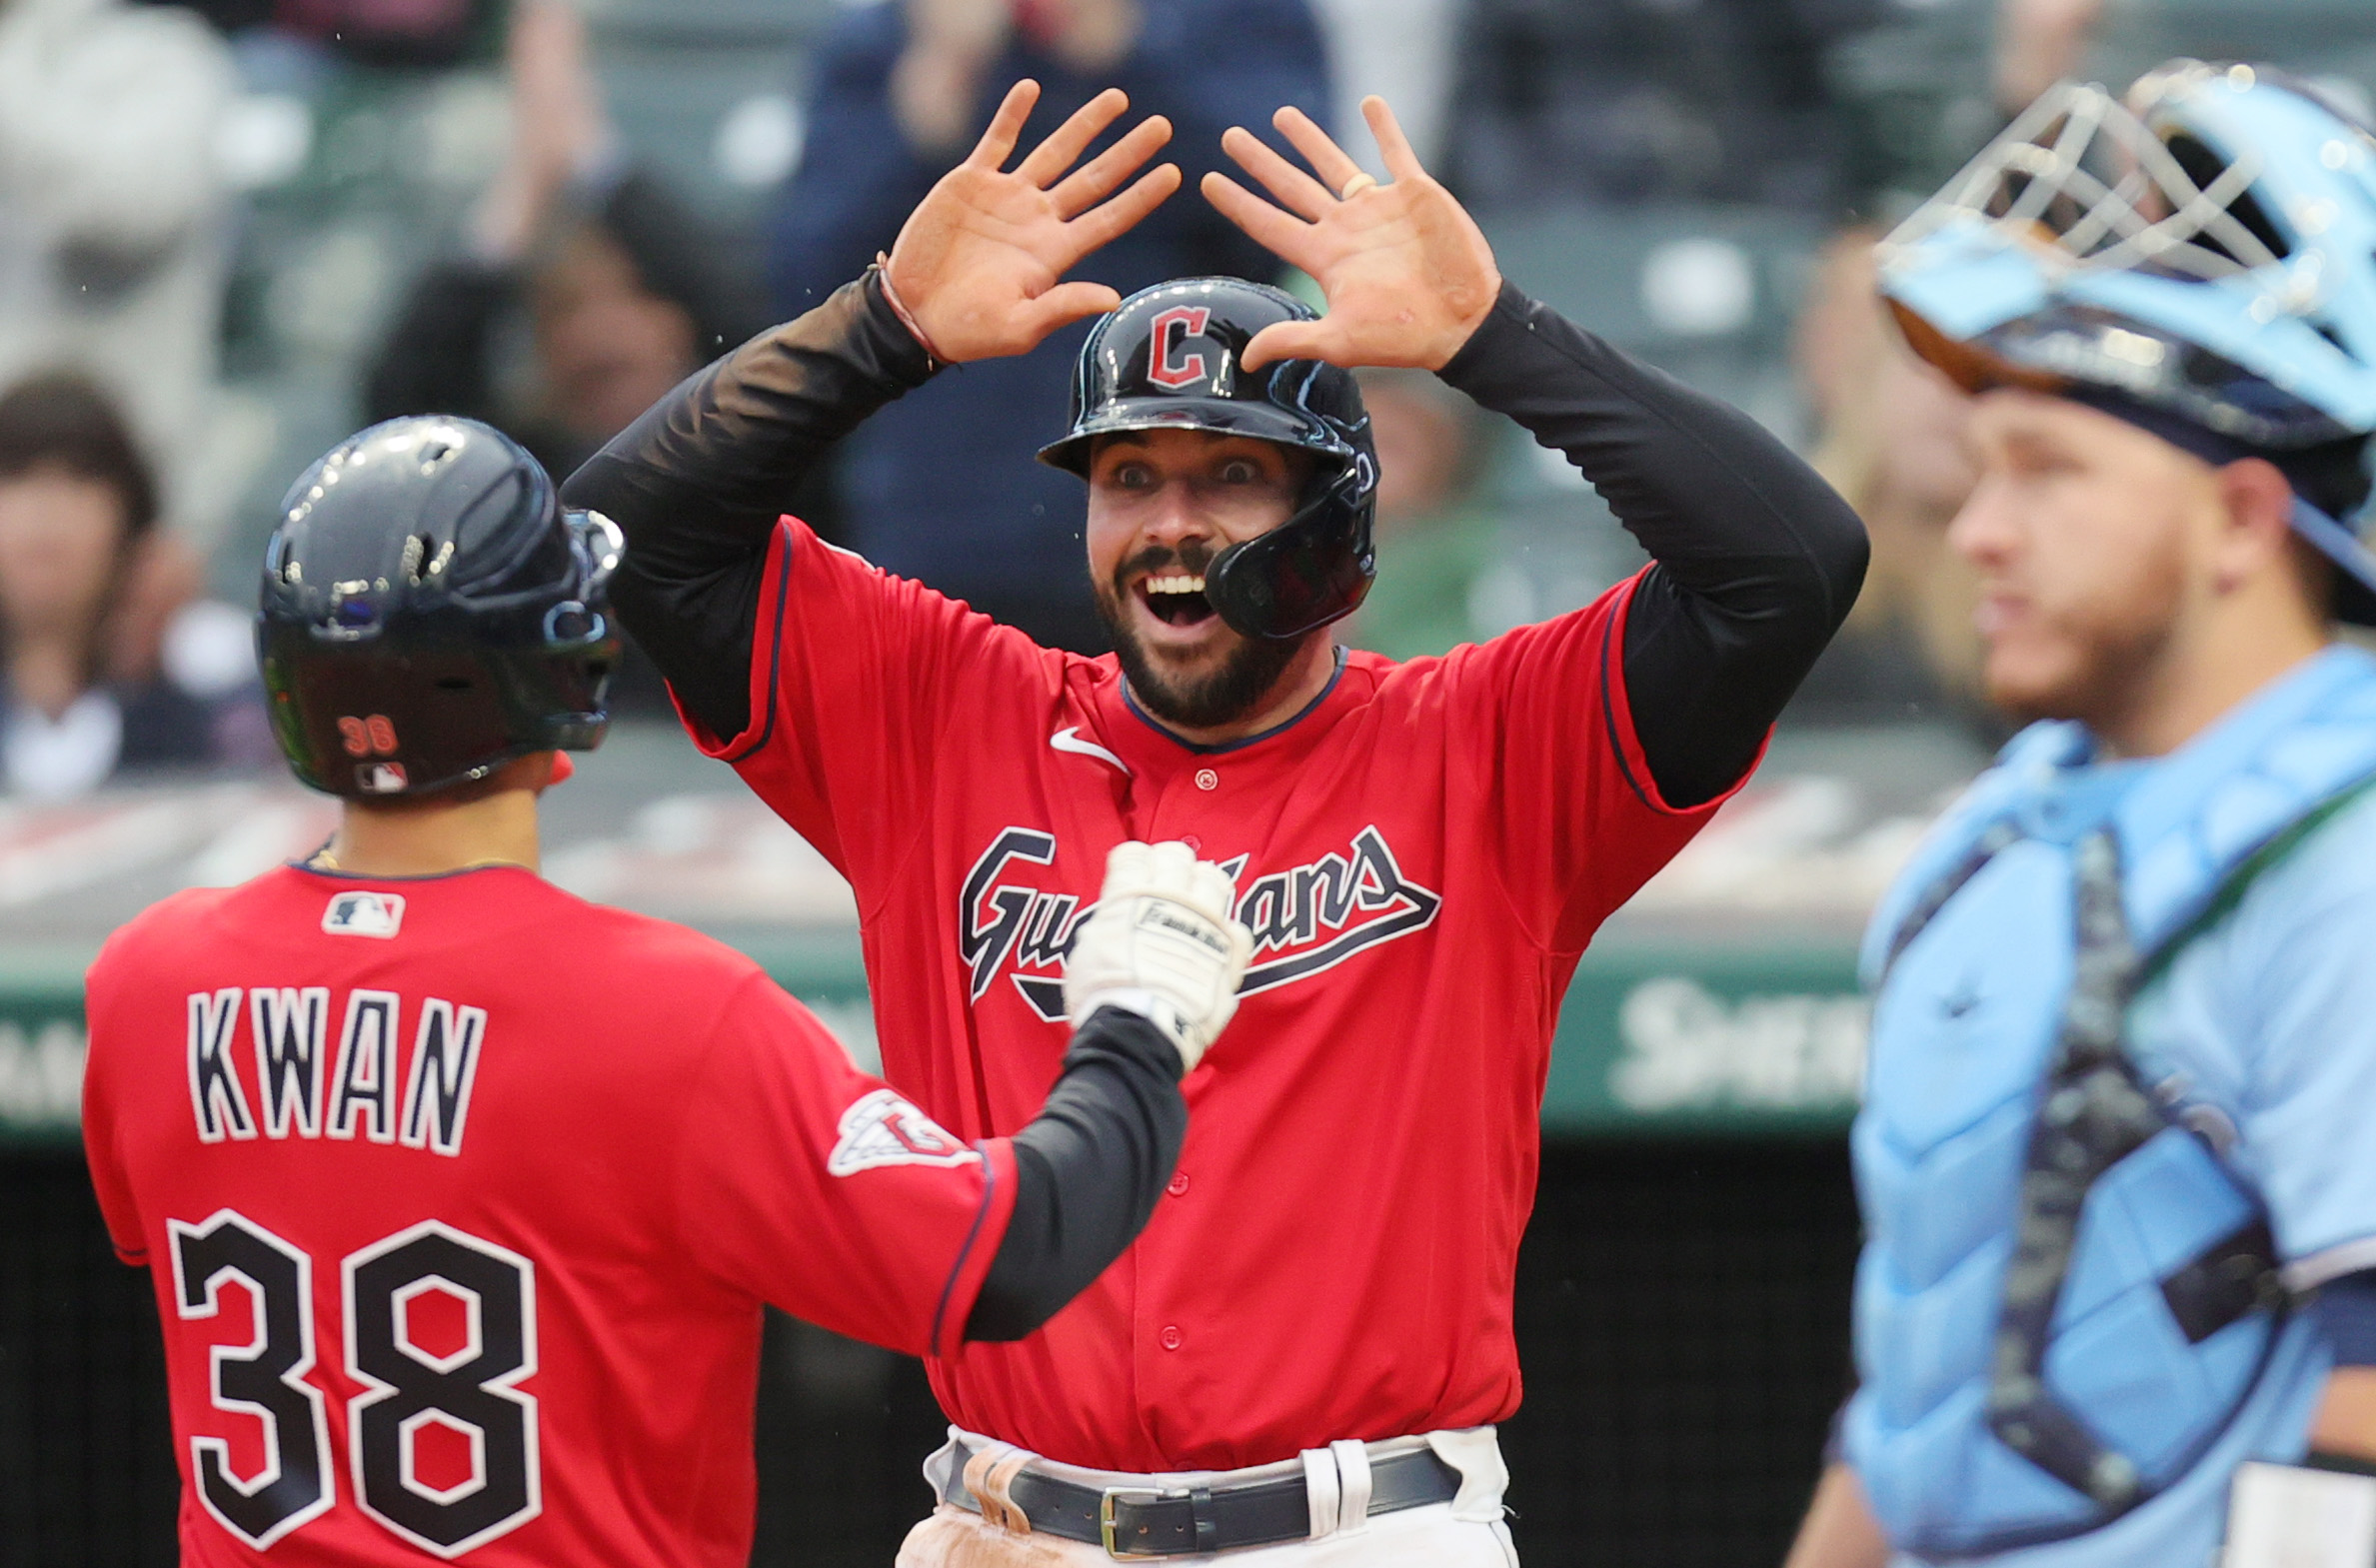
81,416,1252,1566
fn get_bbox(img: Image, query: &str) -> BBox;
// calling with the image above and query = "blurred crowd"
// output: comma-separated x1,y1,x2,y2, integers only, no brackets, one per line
5,0,2376,798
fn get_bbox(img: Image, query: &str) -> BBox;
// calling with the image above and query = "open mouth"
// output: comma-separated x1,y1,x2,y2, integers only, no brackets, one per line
1137,573,1216,629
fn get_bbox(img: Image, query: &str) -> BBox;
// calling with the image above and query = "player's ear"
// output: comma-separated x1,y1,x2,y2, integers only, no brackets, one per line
2213,458,2303,596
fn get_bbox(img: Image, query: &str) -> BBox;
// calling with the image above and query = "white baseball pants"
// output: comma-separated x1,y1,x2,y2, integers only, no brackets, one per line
895,1426,1519,1567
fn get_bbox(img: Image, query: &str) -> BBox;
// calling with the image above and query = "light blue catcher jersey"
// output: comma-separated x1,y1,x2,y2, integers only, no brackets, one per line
1848,647,2376,1568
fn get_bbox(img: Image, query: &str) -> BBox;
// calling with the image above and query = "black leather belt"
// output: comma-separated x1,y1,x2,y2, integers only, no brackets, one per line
940,1438,1462,1558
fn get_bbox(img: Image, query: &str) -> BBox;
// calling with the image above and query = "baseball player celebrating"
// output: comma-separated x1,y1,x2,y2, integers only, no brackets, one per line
79,415,1252,1565
564,84,1866,1563
1782,63,2376,1568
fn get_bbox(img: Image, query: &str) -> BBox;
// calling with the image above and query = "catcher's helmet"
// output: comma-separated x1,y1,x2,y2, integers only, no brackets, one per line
258,416,622,798
1040,278,1378,640
1879,60,2376,620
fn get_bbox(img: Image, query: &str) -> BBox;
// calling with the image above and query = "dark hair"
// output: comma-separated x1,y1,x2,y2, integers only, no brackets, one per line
2269,434,2374,524
0,372,159,538
2073,389,2375,520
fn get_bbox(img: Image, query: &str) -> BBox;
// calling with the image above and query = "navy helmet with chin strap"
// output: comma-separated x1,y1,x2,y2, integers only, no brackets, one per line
257,416,623,798
1878,60,2376,621
1039,277,1379,641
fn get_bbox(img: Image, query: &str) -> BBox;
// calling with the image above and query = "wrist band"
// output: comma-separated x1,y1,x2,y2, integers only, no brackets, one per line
872,254,945,369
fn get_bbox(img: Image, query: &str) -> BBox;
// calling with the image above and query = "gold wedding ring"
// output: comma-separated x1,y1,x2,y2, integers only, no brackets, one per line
1338,173,1378,200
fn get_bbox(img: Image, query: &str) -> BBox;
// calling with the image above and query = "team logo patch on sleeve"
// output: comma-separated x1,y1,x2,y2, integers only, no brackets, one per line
323,891,406,938
827,1088,980,1176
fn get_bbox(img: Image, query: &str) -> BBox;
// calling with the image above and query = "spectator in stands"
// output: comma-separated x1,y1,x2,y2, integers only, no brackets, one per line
1303,0,1460,181
1995,0,2104,111
174,0,492,67
1789,1,2148,728
0,374,265,798
767,0,1330,653
1340,369,1503,662
1785,230,1991,731
365,0,766,485
0,0,254,704
1783,1,2143,728
1441,0,1868,215
364,0,768,713
2027,0,2376,124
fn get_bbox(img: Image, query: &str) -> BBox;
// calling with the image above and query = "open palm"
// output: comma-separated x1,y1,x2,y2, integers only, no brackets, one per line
885,81,1180,364
1201,98,1501,372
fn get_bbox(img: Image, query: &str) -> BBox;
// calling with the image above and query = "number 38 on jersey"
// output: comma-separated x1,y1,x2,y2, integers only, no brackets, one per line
169,1209,540,1557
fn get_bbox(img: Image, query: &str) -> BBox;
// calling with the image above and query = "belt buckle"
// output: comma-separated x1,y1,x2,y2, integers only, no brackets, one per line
1099,1486,1167,1559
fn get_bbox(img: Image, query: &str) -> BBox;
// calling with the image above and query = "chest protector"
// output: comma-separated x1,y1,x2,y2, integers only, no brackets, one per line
1845,648,2376,1559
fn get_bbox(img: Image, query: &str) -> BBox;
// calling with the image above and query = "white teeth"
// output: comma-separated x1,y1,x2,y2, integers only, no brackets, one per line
1145,574,1206,595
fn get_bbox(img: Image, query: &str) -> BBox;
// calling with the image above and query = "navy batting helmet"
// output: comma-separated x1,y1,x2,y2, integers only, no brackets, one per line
258,417,622,798
1039,278,1378,640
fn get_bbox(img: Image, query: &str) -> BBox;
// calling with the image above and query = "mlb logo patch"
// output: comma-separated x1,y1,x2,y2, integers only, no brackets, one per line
827,1088,979,1176
323,890,406,938
356,762,408,793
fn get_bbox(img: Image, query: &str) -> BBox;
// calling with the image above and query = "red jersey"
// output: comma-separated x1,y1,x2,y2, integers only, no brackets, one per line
685,520,1733,1470
81,863,1017,1566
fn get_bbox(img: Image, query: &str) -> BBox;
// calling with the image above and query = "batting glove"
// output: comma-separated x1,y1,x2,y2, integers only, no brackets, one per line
1064,840,1252,1075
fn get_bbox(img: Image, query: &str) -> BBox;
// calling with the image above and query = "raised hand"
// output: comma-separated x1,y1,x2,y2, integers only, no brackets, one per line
1201,97,1501,372
884,81,1181,364
472,0,612,261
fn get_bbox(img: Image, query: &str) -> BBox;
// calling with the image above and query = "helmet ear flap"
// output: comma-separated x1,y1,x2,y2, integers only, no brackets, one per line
1205,464,1377,640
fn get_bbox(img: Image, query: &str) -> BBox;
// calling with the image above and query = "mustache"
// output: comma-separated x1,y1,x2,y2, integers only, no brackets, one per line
1111,542,1217,595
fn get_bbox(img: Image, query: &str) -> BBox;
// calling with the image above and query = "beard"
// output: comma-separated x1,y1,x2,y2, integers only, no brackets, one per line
1987,611,2178,733
1982,551,2185,735
1094,543,1312,729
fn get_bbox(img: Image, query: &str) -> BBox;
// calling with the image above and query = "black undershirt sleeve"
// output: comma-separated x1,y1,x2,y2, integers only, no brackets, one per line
1436,282,1869,808
565,283,1191,1340
964,1007,1189,1342
568,272,1865,804
558,271,936,742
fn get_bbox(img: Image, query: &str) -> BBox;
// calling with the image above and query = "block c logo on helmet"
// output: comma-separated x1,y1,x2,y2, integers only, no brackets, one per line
1148,306,1213,389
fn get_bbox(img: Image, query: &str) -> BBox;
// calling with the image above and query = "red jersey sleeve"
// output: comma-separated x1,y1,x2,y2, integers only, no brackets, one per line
1442,571,1752,951
80,941,149,1265
674,519,1059,894
669,971,1017,1359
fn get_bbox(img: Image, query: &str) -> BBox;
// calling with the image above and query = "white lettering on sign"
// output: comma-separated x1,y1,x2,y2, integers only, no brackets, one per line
1608,977,1867,1113
0,1019,85,1128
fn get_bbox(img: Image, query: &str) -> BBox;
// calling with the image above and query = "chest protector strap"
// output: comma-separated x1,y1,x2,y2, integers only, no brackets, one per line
1985,831,2276,1511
